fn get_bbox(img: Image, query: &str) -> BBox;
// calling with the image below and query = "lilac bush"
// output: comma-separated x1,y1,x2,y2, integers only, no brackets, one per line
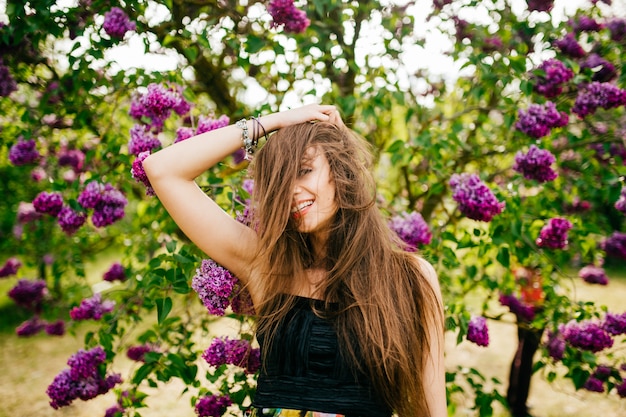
513,145,558,183
449,173,505,222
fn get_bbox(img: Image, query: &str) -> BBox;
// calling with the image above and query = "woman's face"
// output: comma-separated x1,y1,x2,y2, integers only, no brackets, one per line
291,146,338,235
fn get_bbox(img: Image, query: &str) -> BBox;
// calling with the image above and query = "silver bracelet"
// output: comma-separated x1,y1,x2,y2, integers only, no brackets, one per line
236,118,257,159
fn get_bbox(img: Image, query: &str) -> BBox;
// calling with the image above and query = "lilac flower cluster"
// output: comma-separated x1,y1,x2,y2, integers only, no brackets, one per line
103,7,136,39
578,265,608,285
513,145,558,183
175,127,195,143
103,262,126,282
46,346,122,409
466,316,489,347
516,101,569,138
601,232,626,260
561,320,614,352
8,279,47,309
603,312,626,336
129,83,191,132
267,0,310,34
607,18,626,42
570,16,603,32
45,319,66,336
619,380,626,398
536,217,572,249
104,404,125,417
388,211,432,251
589,142,626,165
77,181,128,227
70,293,115,321
499,294,537,321
192,259,239,316
526,0,554,12
583,376,605,392
131,151,155,196
449,173,505,222
128,124,161,156
57,206,87,235
196,114,230,135
126,344,157,362
580,54,617,82
0,58,17,97
615,186,626,214
58,148,85,171
194,394,232,417
0,257,21,278
33,191,64,217
15,316,64,337
554,33,586,58
532,59,574,98
572,82,626,118
545,330,565,361
202,337,261,373
8,137,40,165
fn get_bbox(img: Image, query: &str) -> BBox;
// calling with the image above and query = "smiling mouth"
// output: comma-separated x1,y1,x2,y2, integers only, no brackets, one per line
291,200,314,217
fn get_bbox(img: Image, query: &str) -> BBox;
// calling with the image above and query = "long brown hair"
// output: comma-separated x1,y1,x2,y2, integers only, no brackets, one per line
249,121,443,416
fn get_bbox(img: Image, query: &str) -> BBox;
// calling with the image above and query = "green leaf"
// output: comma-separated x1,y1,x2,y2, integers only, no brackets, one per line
246,35,266,54
165,240,177,253
155,297,173,324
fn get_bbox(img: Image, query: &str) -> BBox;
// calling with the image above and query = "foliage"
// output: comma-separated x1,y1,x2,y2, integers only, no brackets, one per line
1,0,626,416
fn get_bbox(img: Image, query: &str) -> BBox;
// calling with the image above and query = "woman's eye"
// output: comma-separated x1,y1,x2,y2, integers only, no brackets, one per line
298,168,312,177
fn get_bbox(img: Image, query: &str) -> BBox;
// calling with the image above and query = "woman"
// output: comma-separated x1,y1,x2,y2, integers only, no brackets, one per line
143,104,446,417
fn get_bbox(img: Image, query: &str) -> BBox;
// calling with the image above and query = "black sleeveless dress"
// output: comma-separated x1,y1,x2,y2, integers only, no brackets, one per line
252,296,393,417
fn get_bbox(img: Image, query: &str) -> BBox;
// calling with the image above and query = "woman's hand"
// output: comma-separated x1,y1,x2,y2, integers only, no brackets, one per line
268,104,344,130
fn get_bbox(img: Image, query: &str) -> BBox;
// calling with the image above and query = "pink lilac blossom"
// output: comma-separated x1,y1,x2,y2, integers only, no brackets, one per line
583,376,605,392
526,0,554,12
70,293,115,321
31,167,47,182
16,316,46,336
202,337,260,373
616,186,626,214
516,102,568,138
601,232,626,260
194,394,232,417
0,58,17,97
46,346,122,409
8,279,47,309
607,18,626,42
580,54,617,82
128,124,161,156
45,320,66,336
388,211,432,251
513,145,558,183
561,320,614,352
196,114,230,135
536,217,572,249
103,263,126,282
532,59,574,98
467,316,489,347
57,206,87,235
268,0,310,34
554,33,586,58
33,191,64,217
572,82,626,118
129,83,190,132
191,259,238,316
9,137,40,165
0,257,22,278
131,151,155,196
103,7,136,39
603,312,626,335
58,148,85,171
499,294,537,322
449,173,505,222
578,265,608,285
569,16,603,32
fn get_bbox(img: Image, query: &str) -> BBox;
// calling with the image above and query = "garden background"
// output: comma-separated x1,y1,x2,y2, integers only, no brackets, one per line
1,0,626,416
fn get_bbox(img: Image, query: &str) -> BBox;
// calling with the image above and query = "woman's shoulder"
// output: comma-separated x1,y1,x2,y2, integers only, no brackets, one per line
410,254,441,294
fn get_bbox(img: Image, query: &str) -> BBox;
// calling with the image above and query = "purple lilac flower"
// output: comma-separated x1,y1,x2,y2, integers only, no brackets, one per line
128,124,161,156
104,404,125,417
533,59,574,98
617,380,626,398
467,316,489,347
592,365,613,380
127,344,155,362
536,217,572,249
129,83,190,132
103,7,136,39
58,148,85,171
516,102,569,138
603,312,626,335
0,58,18,97
388,211,432,251
578,265,608,285
554,33,586,58
267,0,310,34
103,263,126,282
45,320,66,336
8,279,47,309
513,145,558,183
499,294,536,322
9,137,40,165
175,126,195,143
526,0,554,12
47,346,122,409
572,82,626,118
561,320,614,352
580,54,617,82
545,330,566,361
601,232,626,260
607,18,626,42
70,293,115,321
192,259,238,316
33,191,64,217
194,394,232,417
16,316,46,336
583,376,605,392
0,257,22,278
196,114,230,135
232,148,247,165
131,151,155,196
57,206,87,235
570,16,603,32
78,182,128,227
615,186,626,214
202,337,259,372
17,201,42,223
449,173,505,222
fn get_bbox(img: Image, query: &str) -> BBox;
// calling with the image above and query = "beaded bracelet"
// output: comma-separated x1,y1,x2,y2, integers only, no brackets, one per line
236,118,257,159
